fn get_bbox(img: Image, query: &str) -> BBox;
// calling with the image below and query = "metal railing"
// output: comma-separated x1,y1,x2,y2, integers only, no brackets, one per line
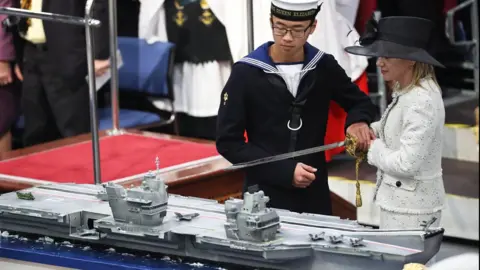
108,0,120,133
0,1,104,185
246,0,254,53
445,0,479,97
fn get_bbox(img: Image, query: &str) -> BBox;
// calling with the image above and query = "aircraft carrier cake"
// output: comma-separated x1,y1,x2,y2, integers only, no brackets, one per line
0,158,444,269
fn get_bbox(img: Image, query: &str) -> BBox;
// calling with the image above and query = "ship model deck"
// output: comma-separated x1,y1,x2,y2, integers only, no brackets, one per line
0,161,444,270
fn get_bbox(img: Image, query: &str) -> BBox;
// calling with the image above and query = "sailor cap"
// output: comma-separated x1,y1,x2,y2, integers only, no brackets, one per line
271,0,322,21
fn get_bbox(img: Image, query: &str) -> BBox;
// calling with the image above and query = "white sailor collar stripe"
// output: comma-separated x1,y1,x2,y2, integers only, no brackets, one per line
239,57,278,72
300,50,324,79
238,50,325,76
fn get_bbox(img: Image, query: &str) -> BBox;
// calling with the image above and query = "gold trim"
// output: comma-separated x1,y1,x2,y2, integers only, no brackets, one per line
199,0,215,26
174,0,184,10
199,0,209,10
199,9,215,26
223,92,228,105
173,0,187,27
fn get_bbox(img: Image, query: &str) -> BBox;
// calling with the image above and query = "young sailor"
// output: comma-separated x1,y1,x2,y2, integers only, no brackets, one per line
216,0,377,215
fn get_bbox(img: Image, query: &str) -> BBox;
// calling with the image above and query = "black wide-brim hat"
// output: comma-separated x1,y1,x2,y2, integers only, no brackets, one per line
345,16,445,68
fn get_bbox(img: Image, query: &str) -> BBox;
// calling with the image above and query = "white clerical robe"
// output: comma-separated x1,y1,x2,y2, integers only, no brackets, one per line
139,0,231,118
335,0,360,26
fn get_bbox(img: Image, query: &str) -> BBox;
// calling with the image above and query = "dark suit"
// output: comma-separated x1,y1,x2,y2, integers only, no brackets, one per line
14,0,109,146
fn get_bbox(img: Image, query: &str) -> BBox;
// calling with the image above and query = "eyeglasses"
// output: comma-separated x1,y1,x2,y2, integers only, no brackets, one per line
272,24,312,38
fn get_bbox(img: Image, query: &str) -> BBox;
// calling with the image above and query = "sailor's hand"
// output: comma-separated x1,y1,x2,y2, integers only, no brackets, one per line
0,61,12,86
293,163,317,188
369,128,376,139
346,122,373,151
94,59,110,76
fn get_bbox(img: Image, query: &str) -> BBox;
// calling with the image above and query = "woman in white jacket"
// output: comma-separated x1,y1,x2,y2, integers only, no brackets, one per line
345,16,446,230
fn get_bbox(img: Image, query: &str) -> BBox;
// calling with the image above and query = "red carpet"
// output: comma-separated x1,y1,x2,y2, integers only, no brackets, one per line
0,134,219,184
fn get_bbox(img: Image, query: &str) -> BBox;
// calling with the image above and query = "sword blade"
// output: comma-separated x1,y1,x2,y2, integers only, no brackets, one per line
225,141,346,171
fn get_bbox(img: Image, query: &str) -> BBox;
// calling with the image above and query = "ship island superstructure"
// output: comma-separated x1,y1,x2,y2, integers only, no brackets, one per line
225,186,280,242
0,158,445,270
103,170,168,226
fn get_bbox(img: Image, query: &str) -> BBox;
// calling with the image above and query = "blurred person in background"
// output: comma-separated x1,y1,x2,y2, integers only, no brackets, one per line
335,0,359,26
139,0,232,140
0,0,20,153
11,0,111,147
376,0,448,54
376,0,454,98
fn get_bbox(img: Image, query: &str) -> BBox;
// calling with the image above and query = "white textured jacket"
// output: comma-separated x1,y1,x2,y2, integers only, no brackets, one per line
368,78,446,214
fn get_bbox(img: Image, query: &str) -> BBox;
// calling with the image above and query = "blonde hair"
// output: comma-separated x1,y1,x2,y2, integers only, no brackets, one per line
411,62,439,87
392,61,439,91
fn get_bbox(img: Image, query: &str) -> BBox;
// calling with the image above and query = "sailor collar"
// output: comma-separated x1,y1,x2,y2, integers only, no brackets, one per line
238,42,325,153
238,41,325,79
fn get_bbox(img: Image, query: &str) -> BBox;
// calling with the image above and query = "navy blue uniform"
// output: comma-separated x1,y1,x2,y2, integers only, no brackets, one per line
216,42,377,215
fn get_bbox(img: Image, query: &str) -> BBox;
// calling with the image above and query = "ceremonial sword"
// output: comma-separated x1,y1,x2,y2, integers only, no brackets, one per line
225,140,347,171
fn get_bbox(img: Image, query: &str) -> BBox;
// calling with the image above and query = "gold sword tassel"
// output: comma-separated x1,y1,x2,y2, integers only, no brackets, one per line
344,134,367,207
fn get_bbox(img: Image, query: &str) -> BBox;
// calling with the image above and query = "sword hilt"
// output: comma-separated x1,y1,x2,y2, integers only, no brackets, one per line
344,134,368,160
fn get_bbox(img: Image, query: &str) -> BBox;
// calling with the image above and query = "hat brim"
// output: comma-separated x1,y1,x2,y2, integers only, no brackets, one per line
345,40,445,68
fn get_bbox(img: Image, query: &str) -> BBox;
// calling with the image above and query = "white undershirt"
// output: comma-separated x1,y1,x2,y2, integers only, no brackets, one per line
276,63,303,97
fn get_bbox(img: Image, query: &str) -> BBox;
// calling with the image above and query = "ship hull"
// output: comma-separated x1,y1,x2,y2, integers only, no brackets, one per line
0,184,443,270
